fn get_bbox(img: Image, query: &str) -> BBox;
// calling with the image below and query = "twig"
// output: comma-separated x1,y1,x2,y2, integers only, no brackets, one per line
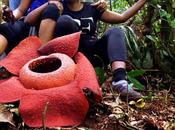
42,102,49,130
126,84,129,114
120,121,140,130
165,83,172,102
110,86,119,101
142,69,161,72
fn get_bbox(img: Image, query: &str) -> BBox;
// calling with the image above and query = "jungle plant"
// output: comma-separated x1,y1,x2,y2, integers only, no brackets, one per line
127,69,145,91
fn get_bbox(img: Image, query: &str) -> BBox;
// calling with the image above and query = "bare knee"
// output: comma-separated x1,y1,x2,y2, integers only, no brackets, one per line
0,35,8,54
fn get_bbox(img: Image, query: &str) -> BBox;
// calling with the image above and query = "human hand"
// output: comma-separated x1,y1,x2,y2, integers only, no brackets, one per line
48,0,63,15
2,6,15,23
91,0,108,12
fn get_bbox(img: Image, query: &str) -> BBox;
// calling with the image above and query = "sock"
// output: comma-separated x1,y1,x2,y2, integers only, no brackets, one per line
112,68,126,82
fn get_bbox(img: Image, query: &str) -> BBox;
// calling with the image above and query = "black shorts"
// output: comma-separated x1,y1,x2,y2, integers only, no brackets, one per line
0,19,30,52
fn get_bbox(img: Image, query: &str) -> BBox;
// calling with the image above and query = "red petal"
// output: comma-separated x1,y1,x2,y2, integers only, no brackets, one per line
38,32,80,57
19,81,89,127
74,52,102,102
0,36,41,75
0,77,26,103
0,78,7,84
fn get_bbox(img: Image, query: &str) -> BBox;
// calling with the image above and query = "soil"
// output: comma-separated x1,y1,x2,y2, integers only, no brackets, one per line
0,68,175,130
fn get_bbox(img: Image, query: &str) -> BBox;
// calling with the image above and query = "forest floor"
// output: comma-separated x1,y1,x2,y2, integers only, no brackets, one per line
0,67,175,130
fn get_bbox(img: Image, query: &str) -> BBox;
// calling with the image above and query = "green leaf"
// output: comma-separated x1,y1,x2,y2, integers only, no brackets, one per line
142,49,154,69
146,35,158,44
127,26,141,58
143,91,154,101
127,70,145,77
95,67,105,85
132,58,141,68
170,20,175,28
128,75,144,90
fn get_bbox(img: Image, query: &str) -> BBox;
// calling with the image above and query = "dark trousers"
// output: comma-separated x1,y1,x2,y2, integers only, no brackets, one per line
41,4,127,66
0,19,30,53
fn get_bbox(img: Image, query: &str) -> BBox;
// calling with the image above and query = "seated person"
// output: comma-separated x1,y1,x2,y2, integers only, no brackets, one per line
0,0,56,60
25,0,147,101
0,0,106,58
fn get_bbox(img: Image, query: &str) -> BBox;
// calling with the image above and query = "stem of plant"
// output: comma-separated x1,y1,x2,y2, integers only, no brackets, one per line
127,84,129,114
42,102,49,130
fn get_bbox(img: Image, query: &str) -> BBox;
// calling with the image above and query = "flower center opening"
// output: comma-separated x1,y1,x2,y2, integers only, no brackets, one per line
29,58,61,73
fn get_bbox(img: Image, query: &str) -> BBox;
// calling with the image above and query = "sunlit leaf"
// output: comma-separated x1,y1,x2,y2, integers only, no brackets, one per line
129,99,145,108
170,20,175,28
128,70,145,77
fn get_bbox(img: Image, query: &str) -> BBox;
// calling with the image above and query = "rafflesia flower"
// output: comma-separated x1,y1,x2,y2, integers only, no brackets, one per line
0,32,101,127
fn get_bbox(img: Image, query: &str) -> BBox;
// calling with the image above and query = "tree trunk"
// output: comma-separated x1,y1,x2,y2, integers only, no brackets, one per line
142,4,154,35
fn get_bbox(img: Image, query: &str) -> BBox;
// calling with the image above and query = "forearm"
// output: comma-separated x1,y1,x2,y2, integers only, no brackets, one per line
101,0,147,23
13,8,24,20
122,0,146,21
13,0,33,20
24,2,49,25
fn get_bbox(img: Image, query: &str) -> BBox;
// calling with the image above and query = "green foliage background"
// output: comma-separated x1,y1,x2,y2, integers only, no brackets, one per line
102,0,175,78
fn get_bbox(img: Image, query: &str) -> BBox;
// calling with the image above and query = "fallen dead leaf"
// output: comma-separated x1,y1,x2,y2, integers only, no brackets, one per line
168,106,175,113
0,104,15,126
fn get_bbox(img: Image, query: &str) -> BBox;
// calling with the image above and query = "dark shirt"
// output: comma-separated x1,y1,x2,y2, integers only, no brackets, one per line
62,2,104,36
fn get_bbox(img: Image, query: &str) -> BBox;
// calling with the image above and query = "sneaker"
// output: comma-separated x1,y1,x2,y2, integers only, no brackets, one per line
112,80,142,101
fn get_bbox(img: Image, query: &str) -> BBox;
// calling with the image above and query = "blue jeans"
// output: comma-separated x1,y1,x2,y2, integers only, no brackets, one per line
9,0,21,10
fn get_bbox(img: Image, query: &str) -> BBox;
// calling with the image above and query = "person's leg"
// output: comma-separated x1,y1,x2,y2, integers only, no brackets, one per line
39,19,56,44
93,27,141,101
92,27,127,65
0,20,30,54
9,0,21,10
103,28,127,82
39,4,61,45
54,15,80,37
0,35,8,55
